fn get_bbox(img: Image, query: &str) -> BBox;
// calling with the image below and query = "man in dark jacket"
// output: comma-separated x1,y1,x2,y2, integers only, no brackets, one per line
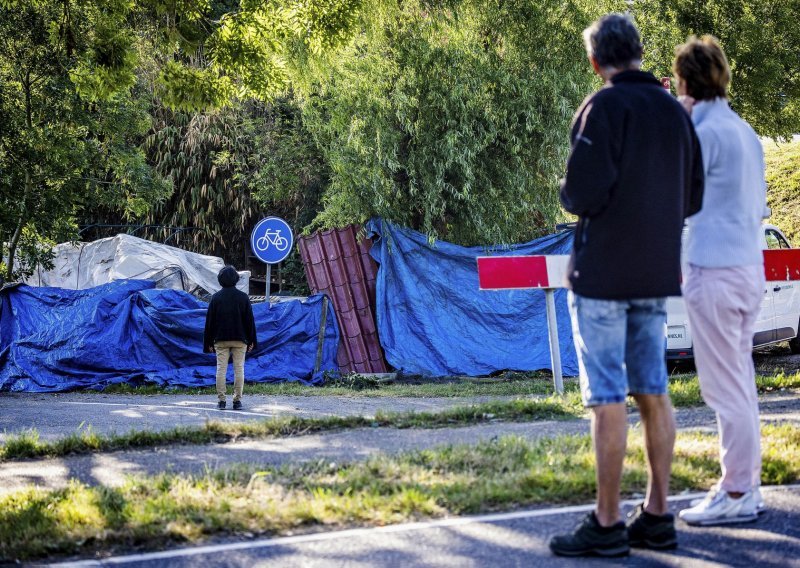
549,14,704,558
204,265,257,410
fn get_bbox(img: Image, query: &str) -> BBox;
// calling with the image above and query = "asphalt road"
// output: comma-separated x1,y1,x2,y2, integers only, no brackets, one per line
52,486,800,568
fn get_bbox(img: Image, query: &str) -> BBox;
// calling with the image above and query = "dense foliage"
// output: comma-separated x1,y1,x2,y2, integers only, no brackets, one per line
634,0,800,139
0,0,170,279
142,98,326,277
764,139,800,243
3,0,800,282
299,0,597,245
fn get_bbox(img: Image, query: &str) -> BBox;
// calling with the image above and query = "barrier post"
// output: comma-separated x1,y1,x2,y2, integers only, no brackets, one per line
544,288,564,394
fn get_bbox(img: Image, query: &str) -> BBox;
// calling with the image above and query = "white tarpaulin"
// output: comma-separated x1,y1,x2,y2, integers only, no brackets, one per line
24,234,249,296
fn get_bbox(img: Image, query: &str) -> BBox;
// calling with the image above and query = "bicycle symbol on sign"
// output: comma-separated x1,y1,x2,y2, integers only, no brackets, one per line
255,229,289,252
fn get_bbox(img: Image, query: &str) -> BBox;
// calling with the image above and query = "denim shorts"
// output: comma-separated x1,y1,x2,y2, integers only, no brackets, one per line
568,292,668,407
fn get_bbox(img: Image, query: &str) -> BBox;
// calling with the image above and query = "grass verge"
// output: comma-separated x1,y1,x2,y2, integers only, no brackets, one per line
2,374,799,462
666,371,800,407
0,396,584,461
1,423,798,562
93,372,568,398
83,368,800,400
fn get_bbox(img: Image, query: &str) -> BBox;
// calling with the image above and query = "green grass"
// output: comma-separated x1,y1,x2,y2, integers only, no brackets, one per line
94,372,571,398
89,369,800,399
667,371,800,407
2,373,799,462
764,138,800,244
2,423,798,562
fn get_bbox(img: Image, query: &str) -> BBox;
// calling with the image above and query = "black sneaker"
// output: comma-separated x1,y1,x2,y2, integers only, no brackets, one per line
218,400,226,410
232,400,242,410
627,504,677,550
549,512,629,557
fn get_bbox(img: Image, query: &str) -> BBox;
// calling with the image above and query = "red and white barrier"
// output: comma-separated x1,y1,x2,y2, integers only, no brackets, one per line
476,255,570,394
477,255,570,290
477,249,800,395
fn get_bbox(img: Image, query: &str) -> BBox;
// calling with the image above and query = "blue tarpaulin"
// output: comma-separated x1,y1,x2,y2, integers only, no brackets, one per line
366,219,578,377
0,280,339,392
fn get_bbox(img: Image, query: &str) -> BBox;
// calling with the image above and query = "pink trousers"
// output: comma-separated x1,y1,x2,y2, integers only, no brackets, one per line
684,263,764,493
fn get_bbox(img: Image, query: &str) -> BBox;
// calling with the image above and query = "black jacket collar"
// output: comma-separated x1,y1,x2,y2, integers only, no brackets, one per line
610,69,661,87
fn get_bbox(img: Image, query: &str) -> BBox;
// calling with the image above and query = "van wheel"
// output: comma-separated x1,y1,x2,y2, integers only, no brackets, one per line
790,330,800,355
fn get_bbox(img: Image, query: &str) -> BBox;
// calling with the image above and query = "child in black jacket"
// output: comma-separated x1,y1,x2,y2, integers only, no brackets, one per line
204,265,257,410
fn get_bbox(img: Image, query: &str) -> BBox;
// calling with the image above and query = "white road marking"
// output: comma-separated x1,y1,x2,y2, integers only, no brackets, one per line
52,490,725,567
53,484,800,566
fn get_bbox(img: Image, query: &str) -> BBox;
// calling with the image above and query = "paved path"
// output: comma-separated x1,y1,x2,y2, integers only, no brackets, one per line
0,393,524,443
55,486,800,567
4,386,799,443
2,393,799,496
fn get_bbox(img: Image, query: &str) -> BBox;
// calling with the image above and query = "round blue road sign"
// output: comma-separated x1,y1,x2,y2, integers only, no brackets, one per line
250,217,294,264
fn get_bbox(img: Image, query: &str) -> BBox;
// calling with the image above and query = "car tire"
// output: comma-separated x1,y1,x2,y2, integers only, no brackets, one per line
790,324,800,354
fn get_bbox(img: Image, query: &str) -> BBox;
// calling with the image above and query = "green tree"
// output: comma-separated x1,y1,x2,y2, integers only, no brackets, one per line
156,0,800,241
139,0,600,244
0,0,170,279
633,0,800,139
143,105,255,260
764,139,800,243
297,0,598,245
141,97,327,268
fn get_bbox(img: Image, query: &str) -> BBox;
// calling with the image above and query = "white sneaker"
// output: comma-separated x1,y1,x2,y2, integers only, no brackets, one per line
688,487,766,515
679,489,758,526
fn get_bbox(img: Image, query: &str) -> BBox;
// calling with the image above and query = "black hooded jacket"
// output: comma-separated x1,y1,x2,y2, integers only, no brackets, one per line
203,266,257,352
560,70,704,299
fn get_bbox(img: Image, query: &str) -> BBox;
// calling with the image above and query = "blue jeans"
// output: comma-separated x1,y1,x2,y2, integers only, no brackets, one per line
568,292,668,407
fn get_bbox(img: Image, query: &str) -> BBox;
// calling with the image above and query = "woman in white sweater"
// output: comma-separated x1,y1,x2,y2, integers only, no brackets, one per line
673,36,767,526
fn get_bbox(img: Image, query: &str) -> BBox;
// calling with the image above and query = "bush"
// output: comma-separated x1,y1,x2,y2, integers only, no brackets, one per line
765,139,800,244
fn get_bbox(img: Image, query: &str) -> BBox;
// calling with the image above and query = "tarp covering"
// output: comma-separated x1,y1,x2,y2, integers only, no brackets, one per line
366,219,578,377
0,281,339,392
23,234,249,297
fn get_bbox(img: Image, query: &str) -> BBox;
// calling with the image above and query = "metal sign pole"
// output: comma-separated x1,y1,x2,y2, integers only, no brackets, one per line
265,264,272,302
251,216,294,304
544,288,564,395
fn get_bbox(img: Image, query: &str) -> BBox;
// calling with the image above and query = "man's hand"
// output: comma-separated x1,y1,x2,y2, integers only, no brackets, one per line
678,95,696,115
248,344,254,352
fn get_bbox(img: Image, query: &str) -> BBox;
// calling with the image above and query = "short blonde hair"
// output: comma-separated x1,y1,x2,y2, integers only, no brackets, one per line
673,35,731,100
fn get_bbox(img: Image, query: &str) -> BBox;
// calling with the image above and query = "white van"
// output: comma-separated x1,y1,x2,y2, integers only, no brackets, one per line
666,224,800,360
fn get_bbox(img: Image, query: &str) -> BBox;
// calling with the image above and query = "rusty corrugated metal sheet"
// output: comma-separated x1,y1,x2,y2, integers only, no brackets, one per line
298,225,389,373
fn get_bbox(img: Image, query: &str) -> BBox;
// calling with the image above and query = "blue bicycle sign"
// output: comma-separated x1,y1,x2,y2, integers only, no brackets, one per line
250,217,294,264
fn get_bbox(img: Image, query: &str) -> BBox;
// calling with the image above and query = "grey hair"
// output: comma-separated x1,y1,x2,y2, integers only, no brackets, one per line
583,13,643,70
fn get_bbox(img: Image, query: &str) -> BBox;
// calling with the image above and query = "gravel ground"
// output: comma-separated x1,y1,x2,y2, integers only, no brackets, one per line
2,392,799,496
754,343,800,373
